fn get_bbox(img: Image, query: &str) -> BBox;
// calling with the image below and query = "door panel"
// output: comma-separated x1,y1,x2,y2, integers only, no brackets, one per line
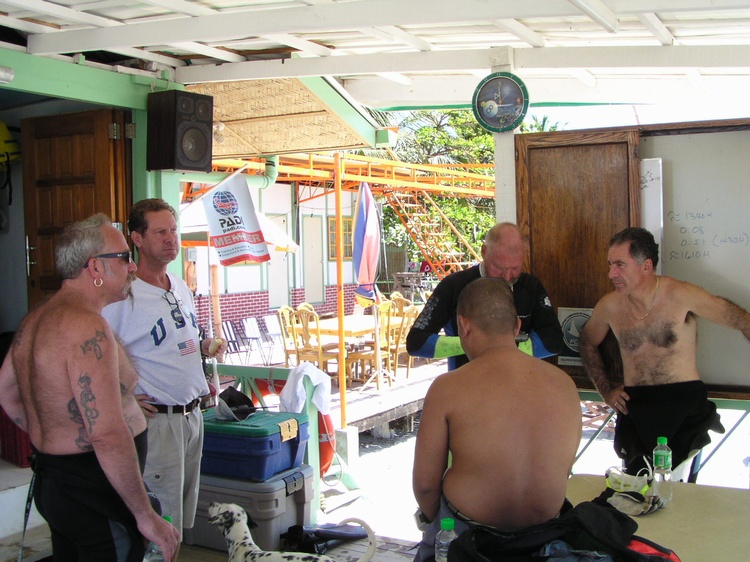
516,129,640,384
22,109,131,309
302,215,324,304
267,214,291,309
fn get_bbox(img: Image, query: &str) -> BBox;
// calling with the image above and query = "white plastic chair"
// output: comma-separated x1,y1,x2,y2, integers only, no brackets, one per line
262,314,285,365
220,320,245,364
242,317,273,365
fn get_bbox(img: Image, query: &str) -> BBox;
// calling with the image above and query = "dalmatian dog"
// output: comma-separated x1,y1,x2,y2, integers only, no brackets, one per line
208,502,377,562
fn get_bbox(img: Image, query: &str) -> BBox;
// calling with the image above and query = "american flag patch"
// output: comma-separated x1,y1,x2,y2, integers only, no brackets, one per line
178,339,197,356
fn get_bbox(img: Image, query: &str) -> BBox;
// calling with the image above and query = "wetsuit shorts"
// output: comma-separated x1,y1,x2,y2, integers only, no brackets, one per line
33,431,149,562
615,381,724,474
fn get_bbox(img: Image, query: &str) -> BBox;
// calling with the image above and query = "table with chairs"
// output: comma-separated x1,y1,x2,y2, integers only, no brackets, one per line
286,298,420,389
289,305,344,380
216,295,420,387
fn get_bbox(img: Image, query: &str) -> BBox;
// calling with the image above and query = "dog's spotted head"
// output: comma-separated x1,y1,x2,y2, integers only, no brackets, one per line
208,502,257,530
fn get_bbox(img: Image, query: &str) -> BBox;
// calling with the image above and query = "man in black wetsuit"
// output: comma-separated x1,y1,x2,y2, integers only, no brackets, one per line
407,222,563,370
0,214,180,561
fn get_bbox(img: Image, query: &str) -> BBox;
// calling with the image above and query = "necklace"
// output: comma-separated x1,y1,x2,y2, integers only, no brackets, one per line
628,276,660,321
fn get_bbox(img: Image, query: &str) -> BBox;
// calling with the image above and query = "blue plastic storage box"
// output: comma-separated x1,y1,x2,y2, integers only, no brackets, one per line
201,409,309,481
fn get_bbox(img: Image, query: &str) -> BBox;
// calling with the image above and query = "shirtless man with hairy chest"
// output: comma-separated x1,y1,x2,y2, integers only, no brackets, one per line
580,227,750,474
0,214,180,561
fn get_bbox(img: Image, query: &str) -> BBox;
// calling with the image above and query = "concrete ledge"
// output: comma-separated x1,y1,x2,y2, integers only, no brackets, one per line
0,524,51,562
348,397,424,433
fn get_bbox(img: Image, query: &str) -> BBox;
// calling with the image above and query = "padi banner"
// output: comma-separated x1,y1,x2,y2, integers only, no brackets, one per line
202,174,270,265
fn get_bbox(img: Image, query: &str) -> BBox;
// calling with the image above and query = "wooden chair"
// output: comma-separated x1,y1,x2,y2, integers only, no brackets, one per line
387,305,419,379
276,305,299,367
390,292,413,316
349,300,394,389
290,307,344,382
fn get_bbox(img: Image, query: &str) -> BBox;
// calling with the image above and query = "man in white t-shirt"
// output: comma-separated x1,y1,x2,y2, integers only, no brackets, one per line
103,198,226,537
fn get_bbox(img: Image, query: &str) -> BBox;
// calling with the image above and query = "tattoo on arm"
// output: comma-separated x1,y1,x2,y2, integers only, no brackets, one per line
67,398,93,452
77,374,100,433
580,344,614,397
80,330,107,359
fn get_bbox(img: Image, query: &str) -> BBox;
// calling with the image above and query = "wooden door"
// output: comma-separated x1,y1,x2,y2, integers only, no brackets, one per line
516,129,640,385
22,109,131,309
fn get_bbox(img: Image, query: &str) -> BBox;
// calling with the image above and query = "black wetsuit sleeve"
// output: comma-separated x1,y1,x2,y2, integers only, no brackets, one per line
406,279,455,358
527,276,564,356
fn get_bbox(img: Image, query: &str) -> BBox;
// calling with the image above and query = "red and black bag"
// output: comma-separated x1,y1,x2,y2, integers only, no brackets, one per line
448,500,680,561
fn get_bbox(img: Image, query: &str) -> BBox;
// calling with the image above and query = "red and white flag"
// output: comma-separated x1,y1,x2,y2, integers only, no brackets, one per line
202,174,270,265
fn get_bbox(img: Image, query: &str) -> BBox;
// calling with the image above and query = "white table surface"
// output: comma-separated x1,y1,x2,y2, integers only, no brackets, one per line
567,474,750,562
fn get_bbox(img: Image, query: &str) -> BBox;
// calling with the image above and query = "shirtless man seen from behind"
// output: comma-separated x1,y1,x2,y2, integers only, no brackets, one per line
412,277,581,562
0,214,180,561
580,227,750,474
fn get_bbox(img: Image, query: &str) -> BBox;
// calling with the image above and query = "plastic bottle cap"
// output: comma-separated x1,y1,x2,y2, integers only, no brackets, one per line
656,436,668,445
163,515,173,523
440,518,455,531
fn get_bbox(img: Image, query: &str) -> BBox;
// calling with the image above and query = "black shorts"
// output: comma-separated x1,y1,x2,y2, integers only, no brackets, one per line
33,431,149,562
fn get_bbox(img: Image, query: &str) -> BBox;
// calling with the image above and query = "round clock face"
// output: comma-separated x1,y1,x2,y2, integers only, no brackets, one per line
472,72,529,133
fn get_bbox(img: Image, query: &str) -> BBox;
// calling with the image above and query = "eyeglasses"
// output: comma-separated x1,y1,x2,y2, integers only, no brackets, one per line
93,251,132,264
163,290,186,327
84,251,132,268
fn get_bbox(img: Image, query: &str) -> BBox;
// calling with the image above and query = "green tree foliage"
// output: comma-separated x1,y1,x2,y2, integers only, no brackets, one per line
519,114,565,133
366,109,496,262
364,109,561,263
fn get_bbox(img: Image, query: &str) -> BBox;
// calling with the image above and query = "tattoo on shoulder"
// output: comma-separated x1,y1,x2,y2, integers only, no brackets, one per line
81,330,107,359
67,398,93,452
77,374,100,433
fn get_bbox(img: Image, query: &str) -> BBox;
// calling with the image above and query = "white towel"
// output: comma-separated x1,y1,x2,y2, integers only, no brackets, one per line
279,361,332,415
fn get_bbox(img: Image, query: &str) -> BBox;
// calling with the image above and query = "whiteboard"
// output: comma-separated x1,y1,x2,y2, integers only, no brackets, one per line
640,158,663,274
640,131,750,388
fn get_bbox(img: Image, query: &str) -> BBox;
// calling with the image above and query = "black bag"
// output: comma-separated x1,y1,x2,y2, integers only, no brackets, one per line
282,523,369,555
448,501,680,562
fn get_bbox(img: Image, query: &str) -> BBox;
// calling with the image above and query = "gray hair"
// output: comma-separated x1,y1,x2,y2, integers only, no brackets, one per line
484,222,527,253
609,227,660,268
56,213,111,279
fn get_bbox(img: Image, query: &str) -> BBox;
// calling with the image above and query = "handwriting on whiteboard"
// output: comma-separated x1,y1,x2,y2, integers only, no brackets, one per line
666,210,749,261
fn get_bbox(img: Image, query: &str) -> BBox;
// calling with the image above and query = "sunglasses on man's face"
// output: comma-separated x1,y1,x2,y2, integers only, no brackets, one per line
84,251,132,268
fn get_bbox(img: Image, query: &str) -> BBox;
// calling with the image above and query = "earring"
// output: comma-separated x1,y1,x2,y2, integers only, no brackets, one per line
94,278,103,287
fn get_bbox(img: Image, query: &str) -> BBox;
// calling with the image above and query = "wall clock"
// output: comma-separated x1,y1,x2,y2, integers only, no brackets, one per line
472,72,529,133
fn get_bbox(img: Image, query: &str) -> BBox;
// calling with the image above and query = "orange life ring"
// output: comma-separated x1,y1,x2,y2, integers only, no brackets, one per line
250,379,336,478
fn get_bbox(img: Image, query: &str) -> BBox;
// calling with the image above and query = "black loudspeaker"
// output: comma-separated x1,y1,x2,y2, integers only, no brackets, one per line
147,90,213,172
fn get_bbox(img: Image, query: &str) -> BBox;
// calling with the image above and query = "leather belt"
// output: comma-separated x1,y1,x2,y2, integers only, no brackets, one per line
152,398,200,415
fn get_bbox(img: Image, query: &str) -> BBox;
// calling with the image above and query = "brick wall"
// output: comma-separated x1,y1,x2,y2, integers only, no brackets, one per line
195,283,357,335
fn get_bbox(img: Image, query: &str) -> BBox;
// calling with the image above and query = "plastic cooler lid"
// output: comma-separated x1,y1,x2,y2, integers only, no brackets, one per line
200,463,313,492
202,408,308,437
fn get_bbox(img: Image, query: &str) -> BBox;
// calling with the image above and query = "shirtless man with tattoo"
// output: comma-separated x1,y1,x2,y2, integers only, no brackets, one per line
0,214,180,562
580,227,750,474
412,278,581,562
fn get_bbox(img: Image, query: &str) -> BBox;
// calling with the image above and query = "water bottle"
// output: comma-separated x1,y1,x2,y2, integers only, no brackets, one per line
652,436,673,504
435,517,458,562
143,515,172,561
